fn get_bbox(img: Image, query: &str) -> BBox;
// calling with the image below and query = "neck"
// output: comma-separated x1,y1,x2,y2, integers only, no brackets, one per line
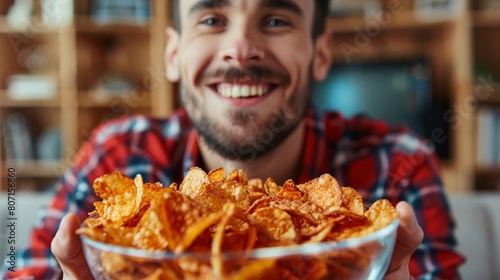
199,120,306,185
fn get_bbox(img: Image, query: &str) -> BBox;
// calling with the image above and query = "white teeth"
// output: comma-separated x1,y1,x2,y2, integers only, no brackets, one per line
257,86,264,96
241,85,250,97
250,86,258,96
232,85,241,98
217,83,270,98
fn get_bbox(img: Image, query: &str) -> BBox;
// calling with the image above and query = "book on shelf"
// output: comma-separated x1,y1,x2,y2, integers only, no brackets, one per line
476,107,500,167
91,0,151,25
1,113,35,163
328,0,381,17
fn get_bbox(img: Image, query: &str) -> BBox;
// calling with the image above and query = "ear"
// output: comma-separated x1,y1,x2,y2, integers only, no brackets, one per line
312,32,333,82
165,27,180,82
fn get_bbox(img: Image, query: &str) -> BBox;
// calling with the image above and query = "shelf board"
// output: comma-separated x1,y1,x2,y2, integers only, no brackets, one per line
328,12,455,34
75,16,150,34
476,85,500,105
0,16,59,34
78,91,151,108
473,11,500,28
476,166,500,175
0,92,60,107
1,160,64,178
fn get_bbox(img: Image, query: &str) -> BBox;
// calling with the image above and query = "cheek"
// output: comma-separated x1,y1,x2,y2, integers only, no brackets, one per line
179,39,219,87
270,39,314,84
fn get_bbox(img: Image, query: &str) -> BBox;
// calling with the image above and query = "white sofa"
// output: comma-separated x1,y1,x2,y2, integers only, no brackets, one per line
1,190,499,279
449,194,500,280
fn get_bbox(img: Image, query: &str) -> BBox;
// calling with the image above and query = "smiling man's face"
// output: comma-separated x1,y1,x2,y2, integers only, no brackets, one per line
166,0,331,160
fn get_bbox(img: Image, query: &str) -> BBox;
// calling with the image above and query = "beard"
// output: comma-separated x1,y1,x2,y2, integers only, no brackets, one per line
181,65,312,161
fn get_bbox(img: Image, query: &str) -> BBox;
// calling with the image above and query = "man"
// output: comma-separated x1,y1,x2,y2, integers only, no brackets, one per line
4,0,463,279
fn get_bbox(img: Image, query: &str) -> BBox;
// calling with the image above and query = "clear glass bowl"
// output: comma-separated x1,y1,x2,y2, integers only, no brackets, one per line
80,219,398,280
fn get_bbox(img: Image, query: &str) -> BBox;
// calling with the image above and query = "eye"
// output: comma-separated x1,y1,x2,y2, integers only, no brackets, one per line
266,18,289,27
200,16,225,26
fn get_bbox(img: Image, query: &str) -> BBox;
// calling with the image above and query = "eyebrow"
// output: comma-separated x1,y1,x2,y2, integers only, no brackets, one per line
188,0,304,17
259,0,304,17
188,0,233,16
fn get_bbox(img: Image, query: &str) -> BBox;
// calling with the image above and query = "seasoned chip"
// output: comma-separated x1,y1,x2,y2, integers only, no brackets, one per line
176,210,226,253
298,174,343,210
264,178,280,197
247,178,265,193
364,199,398,231
277,180,302,200
179,167,210,198
211,203,237,278
341,187,365,215
92,172,143,226
159,190,212,251
227,169,248,185
196,180,251,211
252,207,298,241
227,259,280,280
100,252,133,276
208,167,225,183
133,194,170,250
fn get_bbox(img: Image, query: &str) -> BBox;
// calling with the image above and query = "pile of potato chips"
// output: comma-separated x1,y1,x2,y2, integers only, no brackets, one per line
78,167,398,280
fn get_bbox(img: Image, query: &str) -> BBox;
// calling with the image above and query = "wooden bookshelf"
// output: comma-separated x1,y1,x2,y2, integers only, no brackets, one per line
1,160,65,178
0,92,60,108
0,0,173,190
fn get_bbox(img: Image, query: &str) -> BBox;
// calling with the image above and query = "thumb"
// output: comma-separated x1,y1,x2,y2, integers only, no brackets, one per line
51,213,93,280
387,201,424,274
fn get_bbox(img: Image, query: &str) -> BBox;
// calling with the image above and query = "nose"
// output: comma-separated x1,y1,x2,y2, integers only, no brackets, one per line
218,25,265,65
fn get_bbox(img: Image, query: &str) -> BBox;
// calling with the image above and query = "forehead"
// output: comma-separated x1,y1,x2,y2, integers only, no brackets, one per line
179,0,314,17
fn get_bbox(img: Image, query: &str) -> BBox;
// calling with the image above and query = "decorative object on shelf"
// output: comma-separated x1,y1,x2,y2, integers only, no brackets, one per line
36,126,62,161
40,0,74,27
328,0,381,17
414,0,465,17
7,74,57,100
16,45,51,72
6,0,34,29
90,73,133,101
1,113,35,162
91,0,151,25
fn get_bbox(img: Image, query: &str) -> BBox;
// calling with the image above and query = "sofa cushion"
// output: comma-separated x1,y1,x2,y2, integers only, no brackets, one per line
449,194,500,280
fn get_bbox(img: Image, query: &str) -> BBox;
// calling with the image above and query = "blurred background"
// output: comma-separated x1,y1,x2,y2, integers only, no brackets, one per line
0,0,499,194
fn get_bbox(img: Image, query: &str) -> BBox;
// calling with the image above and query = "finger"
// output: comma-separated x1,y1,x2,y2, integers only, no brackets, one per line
51,213,93,279
387,201,424,272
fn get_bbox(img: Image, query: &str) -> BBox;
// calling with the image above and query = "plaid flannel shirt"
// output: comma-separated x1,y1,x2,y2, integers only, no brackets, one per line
1,108,464,280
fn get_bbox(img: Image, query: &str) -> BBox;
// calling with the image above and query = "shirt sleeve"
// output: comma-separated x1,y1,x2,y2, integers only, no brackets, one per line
391,146,465,279
1,125,129,280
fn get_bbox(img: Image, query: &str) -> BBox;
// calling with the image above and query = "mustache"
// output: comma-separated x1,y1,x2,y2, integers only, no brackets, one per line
199,65,291,85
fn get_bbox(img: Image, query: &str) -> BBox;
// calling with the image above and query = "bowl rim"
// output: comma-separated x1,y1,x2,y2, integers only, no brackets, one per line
80,219,399,260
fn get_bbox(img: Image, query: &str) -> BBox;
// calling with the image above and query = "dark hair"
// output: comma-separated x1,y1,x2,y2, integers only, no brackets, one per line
172,0,329,39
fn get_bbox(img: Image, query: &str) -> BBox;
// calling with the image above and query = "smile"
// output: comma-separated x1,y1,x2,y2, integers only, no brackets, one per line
214,83,277,98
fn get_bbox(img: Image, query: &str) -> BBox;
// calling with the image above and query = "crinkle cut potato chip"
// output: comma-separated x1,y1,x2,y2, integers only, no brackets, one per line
78,167,399,280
